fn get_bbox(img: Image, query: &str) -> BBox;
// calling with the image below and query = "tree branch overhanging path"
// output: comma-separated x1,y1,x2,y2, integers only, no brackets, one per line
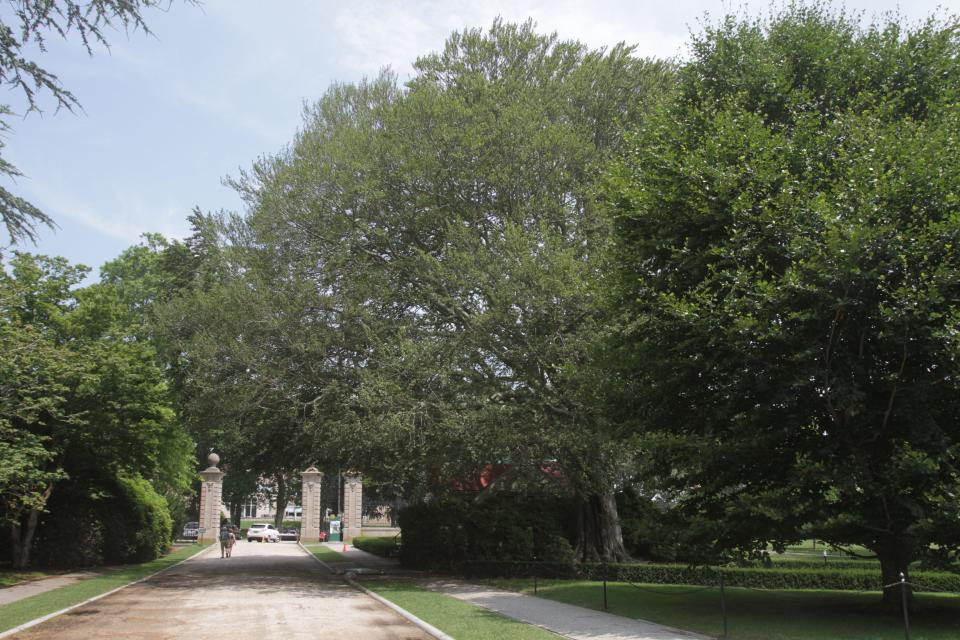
0,0,195,244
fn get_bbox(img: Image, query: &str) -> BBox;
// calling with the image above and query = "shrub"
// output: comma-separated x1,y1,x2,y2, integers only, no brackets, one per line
353,536,400,558
31,488,105,568
29,471,172,568
399,492,575,571
100,474,172,564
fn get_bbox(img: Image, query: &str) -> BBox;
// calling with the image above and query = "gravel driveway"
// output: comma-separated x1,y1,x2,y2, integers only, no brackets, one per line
7,542,431,640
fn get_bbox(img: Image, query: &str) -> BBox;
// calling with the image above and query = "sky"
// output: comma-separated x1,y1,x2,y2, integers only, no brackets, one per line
2,0,957,279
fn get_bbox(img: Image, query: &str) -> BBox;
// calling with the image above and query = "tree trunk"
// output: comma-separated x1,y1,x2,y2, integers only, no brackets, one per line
11,508,41,570
878,549,913,609
11,520,25,570
273,474,287,528
577,491,629,563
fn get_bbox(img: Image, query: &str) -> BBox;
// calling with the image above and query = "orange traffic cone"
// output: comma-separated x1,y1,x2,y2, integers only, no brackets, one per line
342,542,348,552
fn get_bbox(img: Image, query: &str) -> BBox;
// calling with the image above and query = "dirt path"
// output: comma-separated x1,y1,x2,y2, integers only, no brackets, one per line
7,542,431,640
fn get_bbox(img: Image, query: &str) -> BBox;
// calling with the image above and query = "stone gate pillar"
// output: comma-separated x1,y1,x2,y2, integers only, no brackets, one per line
342,470,362,542
198,453,224,543
300,467,323,543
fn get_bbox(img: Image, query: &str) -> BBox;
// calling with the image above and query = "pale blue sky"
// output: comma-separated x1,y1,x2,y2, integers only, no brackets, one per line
3,0,956,278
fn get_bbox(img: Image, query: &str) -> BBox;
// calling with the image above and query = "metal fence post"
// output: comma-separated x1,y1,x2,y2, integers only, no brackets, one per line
533,555,538,595
602,562,609,612
720,572,728,639
900,572,911,640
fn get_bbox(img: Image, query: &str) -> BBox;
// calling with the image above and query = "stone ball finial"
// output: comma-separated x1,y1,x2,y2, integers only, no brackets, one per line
207,452,220,467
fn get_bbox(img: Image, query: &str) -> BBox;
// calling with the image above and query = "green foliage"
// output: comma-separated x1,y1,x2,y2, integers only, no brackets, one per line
31,472,173,567
585,564,960,593
352,536,400,558
398,493,574,571
604,3,960,591
30,486,105,568
160,19,673,561
0,251,191,567
100,474,172,564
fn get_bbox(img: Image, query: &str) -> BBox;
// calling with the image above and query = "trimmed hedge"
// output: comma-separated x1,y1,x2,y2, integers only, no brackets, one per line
354,536,401,558
764,558,881,571
462,560,960,593
399,494,575,571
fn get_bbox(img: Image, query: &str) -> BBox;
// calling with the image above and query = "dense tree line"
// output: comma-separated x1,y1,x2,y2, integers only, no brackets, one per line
3,5,958,598
0,250,193,568
157,9,960,590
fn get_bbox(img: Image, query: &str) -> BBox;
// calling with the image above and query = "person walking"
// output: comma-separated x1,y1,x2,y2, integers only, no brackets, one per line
225,528,236,558
219,525,230,558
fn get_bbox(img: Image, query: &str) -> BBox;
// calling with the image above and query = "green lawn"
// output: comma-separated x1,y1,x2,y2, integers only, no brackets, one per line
777,540,873,557
302,543,351,563
0,571,54,588
489,579,960,640
0,543,211,634
360,580,559,640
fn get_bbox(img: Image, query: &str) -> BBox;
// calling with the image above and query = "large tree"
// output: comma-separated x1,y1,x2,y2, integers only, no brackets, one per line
0,252,192,567
606,5,960,603
210,20,673,561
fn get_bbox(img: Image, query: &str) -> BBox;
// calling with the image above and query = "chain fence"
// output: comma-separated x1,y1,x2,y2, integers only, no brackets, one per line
462,559,958,640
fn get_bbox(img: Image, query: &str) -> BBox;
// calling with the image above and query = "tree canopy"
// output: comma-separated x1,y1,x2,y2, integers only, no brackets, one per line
0,251,193,567
159,19,673,560
605,4,960,601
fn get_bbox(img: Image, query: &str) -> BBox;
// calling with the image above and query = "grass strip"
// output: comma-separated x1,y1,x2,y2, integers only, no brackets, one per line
0,572,51,589
0,543,211,634
490,579,960,640
360,580,559,640
302,543,351,563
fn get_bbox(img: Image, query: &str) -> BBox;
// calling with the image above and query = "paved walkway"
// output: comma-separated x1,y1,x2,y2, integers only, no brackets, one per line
425,580,711,640
5,542,431,640
320,545,709,640
0,572,99,607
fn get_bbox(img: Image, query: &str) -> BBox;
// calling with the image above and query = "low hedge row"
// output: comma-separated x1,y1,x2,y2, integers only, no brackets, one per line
462,560,960,593
762,559,881,571
353,536,400,558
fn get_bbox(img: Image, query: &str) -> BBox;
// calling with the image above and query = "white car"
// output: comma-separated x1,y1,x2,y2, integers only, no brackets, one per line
246,523,280,542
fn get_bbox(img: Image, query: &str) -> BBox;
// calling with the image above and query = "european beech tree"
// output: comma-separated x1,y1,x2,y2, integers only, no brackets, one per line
606,5,960,604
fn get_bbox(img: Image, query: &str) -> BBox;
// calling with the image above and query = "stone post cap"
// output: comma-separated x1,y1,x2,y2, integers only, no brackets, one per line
343,469,362,478
200,451,224,479
301,466,324,478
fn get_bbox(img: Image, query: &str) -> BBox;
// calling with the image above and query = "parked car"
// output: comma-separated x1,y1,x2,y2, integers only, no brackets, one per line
182,521,199,540
246,523,280,542
279,528,300,542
